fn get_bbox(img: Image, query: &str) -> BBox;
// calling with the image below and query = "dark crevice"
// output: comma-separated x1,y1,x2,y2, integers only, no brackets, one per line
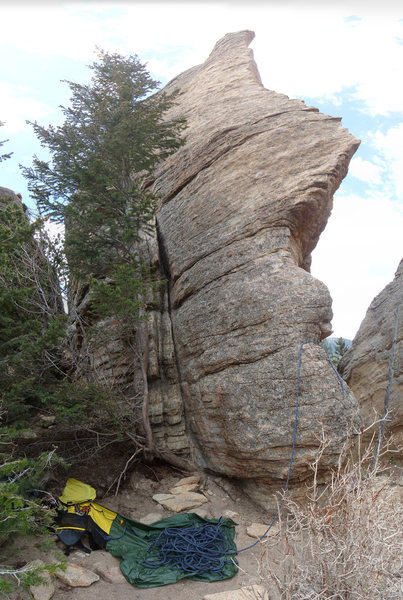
155,217,196,457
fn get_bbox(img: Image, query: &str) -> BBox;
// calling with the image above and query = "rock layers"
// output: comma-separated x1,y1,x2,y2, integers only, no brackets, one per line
339,259,403,449
67,31,360,505
147,31,360,500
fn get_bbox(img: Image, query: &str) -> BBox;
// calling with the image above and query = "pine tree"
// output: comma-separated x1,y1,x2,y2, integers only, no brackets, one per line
0,121,13,162
0,201,66,423
22,49,186,456
321,337,350,367
0,187,67,594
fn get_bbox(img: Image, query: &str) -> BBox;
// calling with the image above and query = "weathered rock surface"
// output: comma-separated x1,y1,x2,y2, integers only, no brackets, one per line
29,560,55,600
152,491,208,512
55,563,99,587
0,185,23,207
93,558,127,584
246,522,279,539
66,31,360,503
339,259,403,448
149,30,360,499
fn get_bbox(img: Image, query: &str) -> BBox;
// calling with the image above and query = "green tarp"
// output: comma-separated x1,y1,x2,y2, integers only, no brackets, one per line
106,513,238,588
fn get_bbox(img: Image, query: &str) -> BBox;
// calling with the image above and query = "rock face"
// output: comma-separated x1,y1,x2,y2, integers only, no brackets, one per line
67,31,360,503
147,30,359,497
0,185,24,209
339,259,403,448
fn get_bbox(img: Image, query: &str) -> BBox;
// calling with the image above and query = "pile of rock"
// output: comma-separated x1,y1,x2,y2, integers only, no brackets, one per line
152,474,208,513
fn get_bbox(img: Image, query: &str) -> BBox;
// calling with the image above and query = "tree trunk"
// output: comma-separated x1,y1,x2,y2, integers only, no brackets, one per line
136,316,154,458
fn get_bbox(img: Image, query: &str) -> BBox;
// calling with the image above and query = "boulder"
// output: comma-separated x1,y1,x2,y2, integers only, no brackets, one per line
65,30,360,505
339,259,403,448
55,563,99,587
150,30,360,503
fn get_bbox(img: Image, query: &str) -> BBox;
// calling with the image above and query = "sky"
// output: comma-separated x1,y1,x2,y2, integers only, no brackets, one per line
1,0,402,340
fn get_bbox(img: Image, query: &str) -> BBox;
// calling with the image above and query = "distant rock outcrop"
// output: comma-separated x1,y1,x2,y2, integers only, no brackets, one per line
0,185,23,208
339,259,403,449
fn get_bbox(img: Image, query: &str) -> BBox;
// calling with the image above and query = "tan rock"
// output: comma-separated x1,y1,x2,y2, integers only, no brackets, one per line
222,510,239,520
66,30,360,506
169,482,199,494
29,560,55,600
152,30,360,506
153,491,208,512
55,563,99,587
176,475,201,486
203,585,269,600
140,511,164,524
186,506,212,519
339,259,403,449
152,493,173,503
93,562,126,584
246,522,279,539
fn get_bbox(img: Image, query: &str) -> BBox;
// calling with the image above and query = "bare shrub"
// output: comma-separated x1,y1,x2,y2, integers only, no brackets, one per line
257,430,402,600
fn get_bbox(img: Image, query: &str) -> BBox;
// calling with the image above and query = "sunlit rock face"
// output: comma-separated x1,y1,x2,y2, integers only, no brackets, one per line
147,30,360,501
65,31,360,504
339,259,403,451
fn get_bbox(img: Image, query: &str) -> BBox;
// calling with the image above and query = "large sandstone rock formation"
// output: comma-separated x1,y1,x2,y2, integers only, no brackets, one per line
339,259,403,449
147,31,360,498
68,31,360,505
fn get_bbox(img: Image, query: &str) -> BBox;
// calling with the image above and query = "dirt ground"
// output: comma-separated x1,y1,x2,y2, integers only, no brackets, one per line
10,464,280,600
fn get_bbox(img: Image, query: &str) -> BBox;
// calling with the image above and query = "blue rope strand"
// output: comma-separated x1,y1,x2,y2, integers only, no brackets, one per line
235,340,345,554
141,517,237,574
141,341,345,570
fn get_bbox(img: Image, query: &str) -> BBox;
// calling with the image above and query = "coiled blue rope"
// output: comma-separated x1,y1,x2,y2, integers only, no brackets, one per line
142,341,345,570
141,517,236,575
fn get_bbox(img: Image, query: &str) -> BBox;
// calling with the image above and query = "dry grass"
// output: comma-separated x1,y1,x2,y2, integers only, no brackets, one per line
256,430,402,600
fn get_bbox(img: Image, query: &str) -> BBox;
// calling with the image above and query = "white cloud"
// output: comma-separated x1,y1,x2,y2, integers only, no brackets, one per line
1,1,402,341
2,3,402,116
0,82,55,133
370,123,403,197
348,156,384,186
251,8,403,116
311,191,403,339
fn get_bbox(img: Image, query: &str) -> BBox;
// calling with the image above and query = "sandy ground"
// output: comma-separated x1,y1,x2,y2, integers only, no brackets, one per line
10,467,279,600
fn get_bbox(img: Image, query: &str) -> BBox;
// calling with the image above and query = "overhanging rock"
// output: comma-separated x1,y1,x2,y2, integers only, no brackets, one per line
147,30,360,504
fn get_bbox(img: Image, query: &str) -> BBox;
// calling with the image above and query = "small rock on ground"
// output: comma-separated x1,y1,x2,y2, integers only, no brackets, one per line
176,475,201,486
246,522,279,539
93,561,126,584
187,506,212,519
55,563,99,587
222,510,239,519
169,482,199,494
203,585,269,600
29,560,55,600
153,491,208,512
140,511,165,524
